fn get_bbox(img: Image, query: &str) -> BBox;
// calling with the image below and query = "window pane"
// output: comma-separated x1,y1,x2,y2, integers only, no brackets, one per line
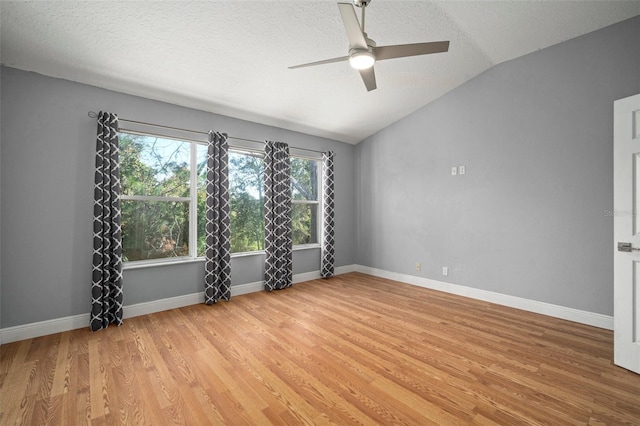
120,132,191,197
291,158,318,201
121,200,190,261
196,144,208,257
292,203,318,245
229,151,265,253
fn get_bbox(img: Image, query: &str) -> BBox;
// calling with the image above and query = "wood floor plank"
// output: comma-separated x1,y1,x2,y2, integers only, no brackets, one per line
0,358,38,423
2,272,640,425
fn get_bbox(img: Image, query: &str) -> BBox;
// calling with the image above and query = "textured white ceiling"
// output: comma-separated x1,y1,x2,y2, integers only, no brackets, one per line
1,1,638,144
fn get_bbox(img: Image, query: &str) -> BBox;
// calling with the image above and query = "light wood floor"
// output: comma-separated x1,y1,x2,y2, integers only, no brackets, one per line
1,272,639,425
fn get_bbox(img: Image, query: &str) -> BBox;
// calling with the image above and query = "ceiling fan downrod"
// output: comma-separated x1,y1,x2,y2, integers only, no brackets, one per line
354,0,371,32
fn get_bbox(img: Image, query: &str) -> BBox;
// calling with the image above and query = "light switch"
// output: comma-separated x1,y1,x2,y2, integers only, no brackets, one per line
459,165,466,175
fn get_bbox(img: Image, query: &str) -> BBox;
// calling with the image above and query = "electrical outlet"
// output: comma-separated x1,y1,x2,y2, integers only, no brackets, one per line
442,266,449,276
451,166,458,176
416,262,421,271
459,165,466,175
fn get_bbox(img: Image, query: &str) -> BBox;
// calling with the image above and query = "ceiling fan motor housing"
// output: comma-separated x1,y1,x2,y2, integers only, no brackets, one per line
363,33,376,48
349,33,376,69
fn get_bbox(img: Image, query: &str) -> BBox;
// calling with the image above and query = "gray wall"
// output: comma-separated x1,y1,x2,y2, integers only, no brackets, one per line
0,67,356,328
356,16,640,316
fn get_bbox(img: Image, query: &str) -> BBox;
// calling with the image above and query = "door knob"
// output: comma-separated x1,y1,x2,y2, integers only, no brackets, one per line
617,242,640,252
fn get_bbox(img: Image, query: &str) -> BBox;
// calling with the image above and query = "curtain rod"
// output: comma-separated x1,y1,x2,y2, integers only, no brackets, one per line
87,111,326,155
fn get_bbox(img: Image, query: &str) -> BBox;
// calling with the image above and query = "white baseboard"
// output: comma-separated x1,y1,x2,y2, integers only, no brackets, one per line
123,292,203,319
292,264,357,284
0,265,357,344
335,264,357,275
294,271,322,283
231,280,265,296
354,265,613,330
0,314,89,346
6,263,603,344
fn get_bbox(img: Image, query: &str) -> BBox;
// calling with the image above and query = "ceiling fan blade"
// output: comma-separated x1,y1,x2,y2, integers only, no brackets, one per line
338,2,368,50
289,56,350,69
359,67,377,91
374,41,450,61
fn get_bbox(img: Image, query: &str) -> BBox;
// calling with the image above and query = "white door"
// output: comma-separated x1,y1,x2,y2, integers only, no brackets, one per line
614,92,640,374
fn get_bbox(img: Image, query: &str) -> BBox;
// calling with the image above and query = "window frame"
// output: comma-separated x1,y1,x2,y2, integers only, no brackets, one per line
290,153,323,248
225,147,323,255
227,146,265,256
118,128,206,267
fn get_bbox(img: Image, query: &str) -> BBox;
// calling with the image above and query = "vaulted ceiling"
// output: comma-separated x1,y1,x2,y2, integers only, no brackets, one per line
1,1,638,144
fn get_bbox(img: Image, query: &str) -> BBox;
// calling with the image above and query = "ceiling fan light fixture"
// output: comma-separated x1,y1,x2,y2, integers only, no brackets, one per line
349,50,375,70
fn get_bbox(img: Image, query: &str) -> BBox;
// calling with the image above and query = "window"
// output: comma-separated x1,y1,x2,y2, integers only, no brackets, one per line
119,131,322,261
228,149,265,253
119,132,207,262
291,157,321,246
227,148,321,254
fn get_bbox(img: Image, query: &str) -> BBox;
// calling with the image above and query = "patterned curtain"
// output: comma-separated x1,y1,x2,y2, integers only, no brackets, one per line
264,141,293,291
205,131,231,304
321,151,335,278
91,111,124,332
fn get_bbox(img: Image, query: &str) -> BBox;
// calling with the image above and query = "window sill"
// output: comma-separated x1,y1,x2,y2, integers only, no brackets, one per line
293,244,322,251
231,244,321,258
123,257,204,270
122,245,322,270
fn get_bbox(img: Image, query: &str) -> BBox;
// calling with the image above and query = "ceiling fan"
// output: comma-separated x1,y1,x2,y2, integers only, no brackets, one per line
289,0,450,92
